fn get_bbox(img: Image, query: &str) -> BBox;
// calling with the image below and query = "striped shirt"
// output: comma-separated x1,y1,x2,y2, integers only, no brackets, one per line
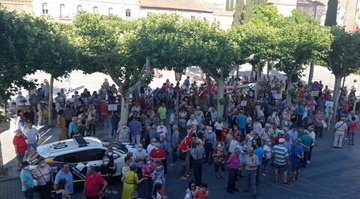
272,144,288,166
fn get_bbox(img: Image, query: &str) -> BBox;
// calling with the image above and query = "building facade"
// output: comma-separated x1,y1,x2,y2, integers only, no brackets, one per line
32,0,140,21
0,0,33,13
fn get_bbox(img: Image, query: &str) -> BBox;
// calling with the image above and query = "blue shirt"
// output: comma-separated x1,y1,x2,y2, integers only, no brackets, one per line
298,105,305,116
68,122,78,137
54,170,74,194
236,114,247,129
20,169,34,191
291,145,303,164
129,119,142,135
254,147,263,166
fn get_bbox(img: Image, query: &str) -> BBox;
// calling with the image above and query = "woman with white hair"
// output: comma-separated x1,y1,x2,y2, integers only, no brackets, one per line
333,116,348,148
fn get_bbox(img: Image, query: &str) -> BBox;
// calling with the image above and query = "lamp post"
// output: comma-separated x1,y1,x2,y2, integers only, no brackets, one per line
174,67,183,125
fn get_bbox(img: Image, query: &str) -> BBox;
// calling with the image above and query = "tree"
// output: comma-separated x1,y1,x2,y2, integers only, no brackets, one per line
233,0,268,25
187,21,236,117
324,27,360,119
72,13,186,126
274,11,332,107
324,0,338,26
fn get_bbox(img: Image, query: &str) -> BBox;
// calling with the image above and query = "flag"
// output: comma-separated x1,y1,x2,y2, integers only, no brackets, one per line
178,130,193,151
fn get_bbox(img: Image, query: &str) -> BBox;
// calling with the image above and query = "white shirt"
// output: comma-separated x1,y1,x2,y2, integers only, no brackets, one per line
214,121,223,131
186,119,198,132
309,131,316,146
23,127,39,144
253,122,262,133
156,125,168,136
263,144,272,159
228,139,238,153
147,144,155,154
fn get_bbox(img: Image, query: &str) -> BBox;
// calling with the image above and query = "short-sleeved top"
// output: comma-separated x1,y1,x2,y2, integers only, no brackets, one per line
254,147,263,166
157,107,167,120
272,144,289,166
150,148,166,160
22,127,39,144
20,169,34,191
291,145,303,164
13,135,27,153
335,121,348,133
300,134,313,152
194,190,208,199
187,119,198,132
133,149,148,168
348,121,357,133
32,165,52,185
236,114,247,129
54,170,74,194
85,172,105,197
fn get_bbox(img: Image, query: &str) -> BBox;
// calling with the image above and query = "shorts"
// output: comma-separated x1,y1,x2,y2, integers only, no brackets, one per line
274,163,288,171
291,162,300,172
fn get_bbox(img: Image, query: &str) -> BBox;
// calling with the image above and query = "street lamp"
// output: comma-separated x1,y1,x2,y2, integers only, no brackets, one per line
174,67,183,126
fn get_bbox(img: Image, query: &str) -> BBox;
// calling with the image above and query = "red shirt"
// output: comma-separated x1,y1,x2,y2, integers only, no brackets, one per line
348,121,357,133
195,190,208,199
149,148,166,160
13,135,27,153
85,172,105,197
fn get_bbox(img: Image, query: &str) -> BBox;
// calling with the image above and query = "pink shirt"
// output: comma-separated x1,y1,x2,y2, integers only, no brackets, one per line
227,153,240,169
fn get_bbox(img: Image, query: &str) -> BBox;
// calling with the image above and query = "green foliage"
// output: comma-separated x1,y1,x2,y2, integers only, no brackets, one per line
0,7,76,102
233,0,268,26
324,0,338,26
325,27,360,77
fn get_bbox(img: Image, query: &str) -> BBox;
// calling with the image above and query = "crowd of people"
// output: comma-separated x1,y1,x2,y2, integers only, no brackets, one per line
10,72,359,199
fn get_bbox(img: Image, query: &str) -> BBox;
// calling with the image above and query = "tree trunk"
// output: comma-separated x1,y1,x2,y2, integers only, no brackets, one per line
119,92,130,127
308,60,315,84
250,64,255,82
342,76,346,88
217,75,225,118
255,64,262,100
48,76,54,127
266,60,271,81
286,73,293,108
333,75,343,122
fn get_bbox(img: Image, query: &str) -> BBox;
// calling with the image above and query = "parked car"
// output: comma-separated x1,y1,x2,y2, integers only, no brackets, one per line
28,135,136,183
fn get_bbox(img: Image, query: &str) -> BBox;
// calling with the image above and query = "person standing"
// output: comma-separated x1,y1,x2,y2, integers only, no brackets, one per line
32,159,53,199
253,142,263,186
190,139,205,186
110,112,120,136
194,183,209,199
84,166,107,199
347,116,357,145
133,144,148,177
13,130,28,169
68,117,78,138
20,161,34,199
129,117,142,144
22,121,39,154
157,102,167,121
300,130,313,168
243,147,259,199
290,139,303,182
152,160,166,197
272,138,290,184
140,159,155,199
333,116,348,148
308,125,316,164
57,110,67,140
54,163,74,195
203,126,216,165
213,142,226,179
122,166,143,199
184,180,200,199
170,125,180,165
226,148,240,193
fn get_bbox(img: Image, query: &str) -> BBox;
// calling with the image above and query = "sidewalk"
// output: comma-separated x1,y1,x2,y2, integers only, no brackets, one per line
0,123,50,182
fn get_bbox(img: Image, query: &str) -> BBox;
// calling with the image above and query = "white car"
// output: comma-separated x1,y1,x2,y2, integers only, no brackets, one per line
28,135,136,183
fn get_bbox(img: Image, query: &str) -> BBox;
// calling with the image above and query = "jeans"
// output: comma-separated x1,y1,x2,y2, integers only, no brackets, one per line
348,133,355,144
204,142,213,163
246,169,257,195
303,151,310,167
172,147,178,163
131,134,141,144
88,123,96,135
308,146,314,161
227,168,238,191
255,166,261,186
23,188,34,199
193,159,203,186
333,131,345,148
111,123,118,136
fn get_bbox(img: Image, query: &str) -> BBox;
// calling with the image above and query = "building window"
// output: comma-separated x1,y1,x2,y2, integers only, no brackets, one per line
60,4,65,17
77,5,83,12
108,7,113,15
93,6,98,13
42,3,48,15
126,9,131,17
